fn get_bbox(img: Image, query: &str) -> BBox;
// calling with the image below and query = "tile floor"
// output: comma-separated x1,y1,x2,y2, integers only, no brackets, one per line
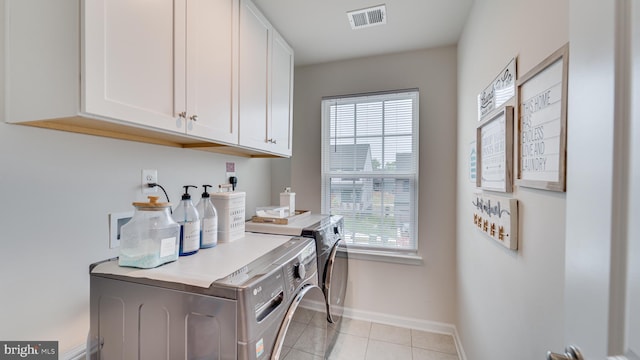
280,308,460,360
328,318,460,360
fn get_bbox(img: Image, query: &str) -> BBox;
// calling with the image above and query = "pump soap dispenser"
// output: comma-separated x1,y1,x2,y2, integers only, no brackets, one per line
174,185,200,256
196,185,218,249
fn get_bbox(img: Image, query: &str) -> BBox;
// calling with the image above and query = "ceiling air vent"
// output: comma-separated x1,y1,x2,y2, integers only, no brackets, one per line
347,4,387,30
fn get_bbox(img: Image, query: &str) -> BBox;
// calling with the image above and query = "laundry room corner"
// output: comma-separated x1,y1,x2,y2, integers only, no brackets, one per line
286,46,459,331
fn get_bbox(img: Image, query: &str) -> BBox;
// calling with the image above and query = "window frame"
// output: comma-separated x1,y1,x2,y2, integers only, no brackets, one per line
321,89,420,255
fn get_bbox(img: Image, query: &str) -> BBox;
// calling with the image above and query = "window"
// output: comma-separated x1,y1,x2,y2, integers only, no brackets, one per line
321,89,419,253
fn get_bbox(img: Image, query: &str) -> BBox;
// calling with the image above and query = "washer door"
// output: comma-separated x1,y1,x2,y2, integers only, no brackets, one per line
324,239,348,323
271,285,328,360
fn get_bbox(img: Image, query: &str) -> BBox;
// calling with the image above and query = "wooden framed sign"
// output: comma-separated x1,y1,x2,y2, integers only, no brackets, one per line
477,57,516,122
516,44,569,192
476,106,514,192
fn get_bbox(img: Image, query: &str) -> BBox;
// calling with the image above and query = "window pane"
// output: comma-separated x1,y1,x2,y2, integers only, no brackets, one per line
329,104,355,138
322,90,419,253
384,99,413,135
383,136,413,172
356,138,382,170
356,102,383,137
329,144,373,172
328,177,414,250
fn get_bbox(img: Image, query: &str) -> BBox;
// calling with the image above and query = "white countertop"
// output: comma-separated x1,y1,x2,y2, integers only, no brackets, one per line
92,232,293,288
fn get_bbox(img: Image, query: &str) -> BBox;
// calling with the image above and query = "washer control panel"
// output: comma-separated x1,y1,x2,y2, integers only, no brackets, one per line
283,239,317,295
239,237,317,327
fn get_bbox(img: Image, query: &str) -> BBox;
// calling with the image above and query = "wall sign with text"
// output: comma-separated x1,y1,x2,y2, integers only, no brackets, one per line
477,106,514,192
478,58,516,122
516,44,569,192
472,193,518,250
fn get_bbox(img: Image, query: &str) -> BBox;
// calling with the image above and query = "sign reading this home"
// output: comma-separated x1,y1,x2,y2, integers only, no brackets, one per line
519,58,563,183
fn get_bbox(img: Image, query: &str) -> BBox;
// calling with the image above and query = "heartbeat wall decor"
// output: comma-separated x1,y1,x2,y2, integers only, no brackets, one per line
472,193,518,250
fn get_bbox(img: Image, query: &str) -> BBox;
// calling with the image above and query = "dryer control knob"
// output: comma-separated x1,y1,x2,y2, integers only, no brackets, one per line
294,263,306,280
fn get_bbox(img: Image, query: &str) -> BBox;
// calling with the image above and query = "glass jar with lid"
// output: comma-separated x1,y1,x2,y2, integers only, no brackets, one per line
119,196,180,268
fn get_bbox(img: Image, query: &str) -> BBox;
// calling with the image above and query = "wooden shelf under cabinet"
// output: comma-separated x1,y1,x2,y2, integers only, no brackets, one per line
17,116,285,158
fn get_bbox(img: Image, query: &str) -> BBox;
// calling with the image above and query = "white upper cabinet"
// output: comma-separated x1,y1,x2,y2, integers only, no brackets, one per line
83,0,181,133
185,0,239,143
238,0,271,152
84,0,239,143
270,30,294,156
4,0,290,156
238,0,294,157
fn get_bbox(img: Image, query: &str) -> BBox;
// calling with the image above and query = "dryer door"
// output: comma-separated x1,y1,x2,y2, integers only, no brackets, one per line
271,285,328,360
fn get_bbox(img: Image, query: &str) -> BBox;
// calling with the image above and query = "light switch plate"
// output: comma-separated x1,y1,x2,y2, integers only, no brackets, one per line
225,162,236,179
109,211,133,249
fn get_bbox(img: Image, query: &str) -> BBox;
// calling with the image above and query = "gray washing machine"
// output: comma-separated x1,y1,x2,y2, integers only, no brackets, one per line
272,284,328,360
246,214,348,353
87,234,328,360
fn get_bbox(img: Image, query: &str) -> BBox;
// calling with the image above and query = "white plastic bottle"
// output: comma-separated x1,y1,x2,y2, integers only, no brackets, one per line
196,185,218,249
280,187,296,216
174,185,200,256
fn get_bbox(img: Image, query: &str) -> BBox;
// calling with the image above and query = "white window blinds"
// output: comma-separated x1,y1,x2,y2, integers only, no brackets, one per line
321,89,419,252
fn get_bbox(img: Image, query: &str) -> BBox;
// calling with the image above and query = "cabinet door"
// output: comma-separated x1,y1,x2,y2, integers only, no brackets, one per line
83,0,185,133
238,0,271,151
185,0,239,144
270,30,294,157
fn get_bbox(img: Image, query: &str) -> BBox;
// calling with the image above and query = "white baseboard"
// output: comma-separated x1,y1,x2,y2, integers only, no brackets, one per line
62,343,86,360
342,306,454,335
453,329,468,360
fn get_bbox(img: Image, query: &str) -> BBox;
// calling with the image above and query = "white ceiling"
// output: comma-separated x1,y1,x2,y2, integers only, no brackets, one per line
252,0,474,66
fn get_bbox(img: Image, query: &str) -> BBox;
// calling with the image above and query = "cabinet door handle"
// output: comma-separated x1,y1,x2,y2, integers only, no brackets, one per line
189,115,198,122
267,138,277,144
178,111,187,119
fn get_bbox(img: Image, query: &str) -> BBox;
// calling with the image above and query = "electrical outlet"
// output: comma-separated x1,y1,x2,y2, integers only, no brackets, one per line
142,169,158,194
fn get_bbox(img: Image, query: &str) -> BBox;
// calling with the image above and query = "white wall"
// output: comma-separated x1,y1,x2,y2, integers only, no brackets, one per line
0,6,273,351
270,158,291,206
456,0,569,359
564,0,631,356
0,132,273,354
287,47,458,325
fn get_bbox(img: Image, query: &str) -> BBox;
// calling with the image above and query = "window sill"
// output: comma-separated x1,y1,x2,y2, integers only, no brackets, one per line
340,247,423,265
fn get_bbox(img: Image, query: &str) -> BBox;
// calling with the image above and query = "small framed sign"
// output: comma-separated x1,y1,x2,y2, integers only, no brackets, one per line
476,106,514,192
478,57,516,122
516,44,569,192
469,140,477,184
